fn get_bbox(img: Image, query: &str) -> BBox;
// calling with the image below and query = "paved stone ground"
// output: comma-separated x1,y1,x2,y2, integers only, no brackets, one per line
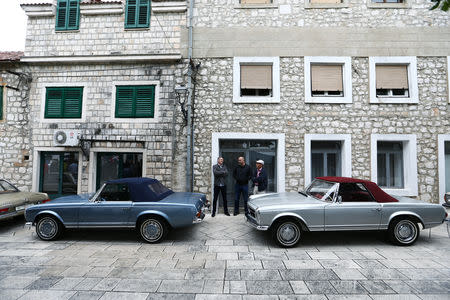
0,211,449,300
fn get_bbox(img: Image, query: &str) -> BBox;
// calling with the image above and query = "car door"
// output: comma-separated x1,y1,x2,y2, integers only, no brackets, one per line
325,183,382,231
78,183,132,227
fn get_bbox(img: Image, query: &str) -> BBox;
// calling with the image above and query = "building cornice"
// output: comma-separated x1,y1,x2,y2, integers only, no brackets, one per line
20,54,182,64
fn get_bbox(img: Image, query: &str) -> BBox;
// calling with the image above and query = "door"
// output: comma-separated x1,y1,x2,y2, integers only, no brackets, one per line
78,183,132,227
219,139,277,209
96,152,143,189
40,152,78,199
445,141,450,194
325,183,382,231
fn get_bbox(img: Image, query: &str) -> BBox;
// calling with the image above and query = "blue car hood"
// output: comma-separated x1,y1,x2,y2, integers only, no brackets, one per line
50,193,93,204
159,192,205,205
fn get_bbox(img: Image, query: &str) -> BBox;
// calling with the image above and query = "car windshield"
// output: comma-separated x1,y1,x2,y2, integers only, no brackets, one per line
0,180,18,193
89,183,106,201
305,179,338,202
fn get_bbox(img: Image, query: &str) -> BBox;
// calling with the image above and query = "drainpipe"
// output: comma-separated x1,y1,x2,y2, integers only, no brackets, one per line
186,0,194,192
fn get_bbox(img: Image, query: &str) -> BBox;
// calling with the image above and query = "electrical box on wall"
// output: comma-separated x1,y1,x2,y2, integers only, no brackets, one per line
53,130,80,147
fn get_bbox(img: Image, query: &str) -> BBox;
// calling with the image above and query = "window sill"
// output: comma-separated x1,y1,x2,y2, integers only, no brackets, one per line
305,96,352,104
234,4,278,9
367,3,411,9
370,97,418,104
124,27,150,31
233,96,280,104
109,117,158,123
381,187,417,197
41,118,84,123
305,4,350,9
55,29,80,33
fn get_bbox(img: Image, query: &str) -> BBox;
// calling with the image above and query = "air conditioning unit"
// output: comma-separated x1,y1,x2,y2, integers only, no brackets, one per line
53,130,80,147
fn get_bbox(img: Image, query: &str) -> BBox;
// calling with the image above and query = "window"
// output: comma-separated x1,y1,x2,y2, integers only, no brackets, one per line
371,134,417,196
369,57,418,104
377,141,404,189
311,141,342,179
233,57,280,103
304,134,352,186
306,0,348,8
99,183,131,202
304,57,352,104
44,87,83,119
125,0,151,29
115,85,155,118
438,135,450,205
367,0,409,8
339,183,375,202
96,152,143,189
40,152,79,199
240,0,272,3
371,0,403,2
55,0,80,31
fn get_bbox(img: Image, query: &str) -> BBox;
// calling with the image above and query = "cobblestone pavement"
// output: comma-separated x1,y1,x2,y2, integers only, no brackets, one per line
0,211,449,300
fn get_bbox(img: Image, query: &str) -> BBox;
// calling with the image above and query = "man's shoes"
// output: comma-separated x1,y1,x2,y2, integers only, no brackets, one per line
224,212,230,216
233,212,239,216
211,213,215,217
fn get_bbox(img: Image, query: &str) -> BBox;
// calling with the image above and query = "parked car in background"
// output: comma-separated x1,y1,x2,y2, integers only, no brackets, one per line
0,179,50,221
25,177,207,243
443,192,450,208
247,177,448,247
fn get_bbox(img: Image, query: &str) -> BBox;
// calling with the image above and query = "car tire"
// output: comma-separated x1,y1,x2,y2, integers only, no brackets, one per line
35,215,63,241
139,217,168,243
271,220,302,248
388,218,420,246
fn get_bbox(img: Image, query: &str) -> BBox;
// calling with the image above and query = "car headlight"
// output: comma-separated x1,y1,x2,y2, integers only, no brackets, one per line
255,209,261,223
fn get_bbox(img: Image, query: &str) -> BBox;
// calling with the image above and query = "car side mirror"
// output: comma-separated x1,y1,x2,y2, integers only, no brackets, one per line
337,196,343,204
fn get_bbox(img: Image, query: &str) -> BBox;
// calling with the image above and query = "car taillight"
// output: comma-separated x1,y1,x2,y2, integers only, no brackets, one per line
196,211,202,218
42,199,51,203
0,208,9,213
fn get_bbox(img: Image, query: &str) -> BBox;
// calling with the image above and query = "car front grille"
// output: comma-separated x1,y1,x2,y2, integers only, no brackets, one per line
249,208,256,219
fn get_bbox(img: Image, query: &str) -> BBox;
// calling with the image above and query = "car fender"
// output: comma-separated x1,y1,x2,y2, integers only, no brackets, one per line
270,212,310,231
388,211,425,228
136,210,173,227
34,210,65,225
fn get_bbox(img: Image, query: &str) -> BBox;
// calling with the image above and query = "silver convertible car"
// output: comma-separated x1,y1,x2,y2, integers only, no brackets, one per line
246,177,447,247
25,178,207,243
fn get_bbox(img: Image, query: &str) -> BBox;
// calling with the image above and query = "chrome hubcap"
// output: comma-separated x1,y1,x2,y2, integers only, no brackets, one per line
277,222,300,246
394,220,417,243
38,217,57,239
142,220,162,242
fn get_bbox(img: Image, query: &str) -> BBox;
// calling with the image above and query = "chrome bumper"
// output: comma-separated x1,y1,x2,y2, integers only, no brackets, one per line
246,216,269,231
25,222,33,228
193,212,205,224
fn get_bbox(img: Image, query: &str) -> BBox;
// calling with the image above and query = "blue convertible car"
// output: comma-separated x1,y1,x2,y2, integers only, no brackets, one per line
25,178,207,243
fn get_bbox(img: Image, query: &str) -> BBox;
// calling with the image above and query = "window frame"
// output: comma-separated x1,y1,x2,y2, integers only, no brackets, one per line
438,134,450,205
115,85,155,119
44,87,83,119
125,0,151,29
305,0,349,9
110,81,160,123
304,134,352,187
233,57,280,104
55,0,80,31
304,56,352,104
367,0,410,9
376,141,404,189
369,57,418,104
371,134,417,196
235,0,278,9
40,84,87,123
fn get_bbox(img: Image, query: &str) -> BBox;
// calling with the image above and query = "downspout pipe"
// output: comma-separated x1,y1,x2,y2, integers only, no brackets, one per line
186,0,194,192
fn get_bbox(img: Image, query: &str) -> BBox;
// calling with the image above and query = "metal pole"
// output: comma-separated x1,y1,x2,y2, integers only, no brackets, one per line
186,0,194,192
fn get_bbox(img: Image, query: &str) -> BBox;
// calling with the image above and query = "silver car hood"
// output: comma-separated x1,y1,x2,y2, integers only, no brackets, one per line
249,192,324,210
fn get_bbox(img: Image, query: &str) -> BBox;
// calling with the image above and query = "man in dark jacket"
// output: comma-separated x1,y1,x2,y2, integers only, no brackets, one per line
233,156,252,216
212,157,229,217
252,159,268,195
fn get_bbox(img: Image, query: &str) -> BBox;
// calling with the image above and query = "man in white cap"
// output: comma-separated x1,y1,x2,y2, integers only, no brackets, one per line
252,159,268,195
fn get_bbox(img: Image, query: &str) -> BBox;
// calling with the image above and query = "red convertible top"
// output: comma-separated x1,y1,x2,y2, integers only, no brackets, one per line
317,176,398,203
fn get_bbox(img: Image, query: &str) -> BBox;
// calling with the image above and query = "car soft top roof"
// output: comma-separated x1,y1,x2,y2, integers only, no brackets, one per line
105,177,174,202
316,176,398,203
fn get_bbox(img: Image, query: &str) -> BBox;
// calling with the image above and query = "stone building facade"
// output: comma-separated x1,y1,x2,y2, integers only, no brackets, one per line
10,0,190,198
189,0,450,205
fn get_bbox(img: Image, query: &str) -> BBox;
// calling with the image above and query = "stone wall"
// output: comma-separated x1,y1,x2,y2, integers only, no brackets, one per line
0,66,33,191
192,56,449,202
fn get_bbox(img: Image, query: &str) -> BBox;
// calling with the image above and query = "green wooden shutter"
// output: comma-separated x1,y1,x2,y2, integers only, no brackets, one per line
67,0,80,30
63,87,83,118
125,0,138,28
125,0,150,28
137,0,150,27
116,86,135,117
56,0,79,31
45,87,82,119
45,88,64,118
135,86,155,118
0,86,3,120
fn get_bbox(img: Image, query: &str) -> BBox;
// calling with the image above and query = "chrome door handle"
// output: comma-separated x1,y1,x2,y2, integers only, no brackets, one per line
371,208,381,212
122,208,130,211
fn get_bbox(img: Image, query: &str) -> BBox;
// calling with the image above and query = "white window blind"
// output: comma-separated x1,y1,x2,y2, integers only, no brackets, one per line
376,65,408,89
240,65,273,89
311,65,343,92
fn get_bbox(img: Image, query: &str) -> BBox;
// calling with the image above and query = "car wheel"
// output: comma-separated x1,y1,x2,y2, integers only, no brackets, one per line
139,217,168,243
35,215,63,241
272,220,301,248
388,218,419,246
